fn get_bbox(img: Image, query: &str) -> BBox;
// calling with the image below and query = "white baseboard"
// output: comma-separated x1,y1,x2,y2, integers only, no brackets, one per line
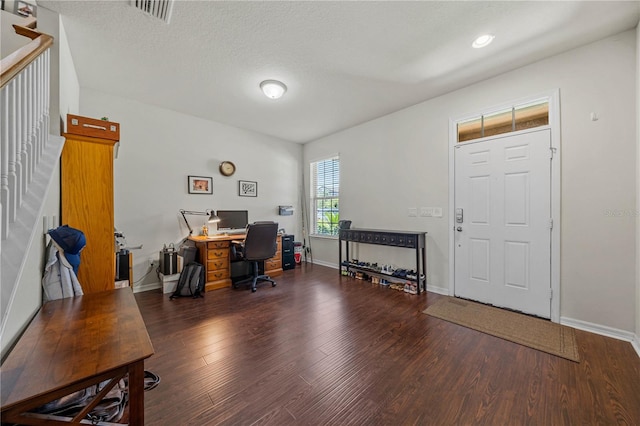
426,285,449,295
311,259,338,269
133,281,161,293
561,316,639,358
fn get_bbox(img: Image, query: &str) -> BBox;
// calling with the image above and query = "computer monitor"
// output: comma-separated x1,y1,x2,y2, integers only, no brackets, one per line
216,210,249,230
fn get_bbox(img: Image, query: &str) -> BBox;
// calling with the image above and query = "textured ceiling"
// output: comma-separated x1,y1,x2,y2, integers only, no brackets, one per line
39,1,639,143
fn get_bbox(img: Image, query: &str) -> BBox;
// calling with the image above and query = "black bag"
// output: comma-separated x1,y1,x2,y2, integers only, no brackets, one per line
170,262,205,299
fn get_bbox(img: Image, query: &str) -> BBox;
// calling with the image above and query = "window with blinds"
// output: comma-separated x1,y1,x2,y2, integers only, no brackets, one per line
310,156,340,236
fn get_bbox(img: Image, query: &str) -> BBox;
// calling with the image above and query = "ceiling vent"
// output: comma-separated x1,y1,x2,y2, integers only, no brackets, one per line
131,0,174,24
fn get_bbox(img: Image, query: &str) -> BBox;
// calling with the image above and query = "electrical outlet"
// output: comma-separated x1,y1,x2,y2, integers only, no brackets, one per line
432,207,443,217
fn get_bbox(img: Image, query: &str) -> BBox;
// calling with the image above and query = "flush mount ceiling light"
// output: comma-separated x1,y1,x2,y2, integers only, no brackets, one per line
472,34,495,49
260,80,287,99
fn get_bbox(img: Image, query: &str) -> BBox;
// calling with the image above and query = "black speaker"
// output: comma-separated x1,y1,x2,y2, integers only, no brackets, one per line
115,251,130,281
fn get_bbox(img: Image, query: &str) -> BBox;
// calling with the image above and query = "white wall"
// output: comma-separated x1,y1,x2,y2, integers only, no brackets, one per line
0,9,31,59
58,15,79,128
305,30,637,334
635,22,639,352
79,89,303,290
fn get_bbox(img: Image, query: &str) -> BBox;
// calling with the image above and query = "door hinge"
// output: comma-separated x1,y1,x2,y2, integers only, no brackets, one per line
549,147,557,159
549,288,553,300
549,218,553,229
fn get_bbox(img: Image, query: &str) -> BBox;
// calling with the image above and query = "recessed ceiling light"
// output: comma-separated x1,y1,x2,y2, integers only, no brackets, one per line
260,80,287,99
472,34,495,49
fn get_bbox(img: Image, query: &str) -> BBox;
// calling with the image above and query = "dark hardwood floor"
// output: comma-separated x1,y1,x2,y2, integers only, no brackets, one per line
134,263,640,425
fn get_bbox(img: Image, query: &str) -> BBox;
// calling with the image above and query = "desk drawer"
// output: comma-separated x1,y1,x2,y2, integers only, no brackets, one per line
207,248,229,260
207,259,227,271
264,259,281,271
270,251,282,261
208,241,228,249
208,269,229,281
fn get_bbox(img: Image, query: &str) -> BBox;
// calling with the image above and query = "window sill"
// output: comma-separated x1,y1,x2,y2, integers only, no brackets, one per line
310,234,338,240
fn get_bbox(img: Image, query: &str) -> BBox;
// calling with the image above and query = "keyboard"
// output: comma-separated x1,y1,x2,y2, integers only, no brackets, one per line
221,228,246,235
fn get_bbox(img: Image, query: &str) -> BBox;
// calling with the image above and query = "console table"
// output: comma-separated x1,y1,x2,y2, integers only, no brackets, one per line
0,288,154,425
338,228,427,294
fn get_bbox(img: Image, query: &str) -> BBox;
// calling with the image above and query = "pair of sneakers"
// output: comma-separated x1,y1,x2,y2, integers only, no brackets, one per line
404,282,418,294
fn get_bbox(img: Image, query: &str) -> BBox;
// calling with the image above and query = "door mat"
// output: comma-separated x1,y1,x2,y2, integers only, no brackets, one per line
423,297,579,362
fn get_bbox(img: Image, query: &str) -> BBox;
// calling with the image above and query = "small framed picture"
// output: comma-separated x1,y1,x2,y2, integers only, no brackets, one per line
15,1,36,17
188,175,212,194
239,180,257,197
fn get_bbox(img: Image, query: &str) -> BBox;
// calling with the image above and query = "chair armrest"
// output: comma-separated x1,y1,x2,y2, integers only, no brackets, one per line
230,241,244,261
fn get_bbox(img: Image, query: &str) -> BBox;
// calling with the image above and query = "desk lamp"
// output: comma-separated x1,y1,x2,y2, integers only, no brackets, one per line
180,209,220,235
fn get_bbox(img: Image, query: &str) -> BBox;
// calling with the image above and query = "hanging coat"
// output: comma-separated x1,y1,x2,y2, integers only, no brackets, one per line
42,241,84,301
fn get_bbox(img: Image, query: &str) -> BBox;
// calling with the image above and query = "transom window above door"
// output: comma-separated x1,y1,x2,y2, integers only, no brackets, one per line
457,100,549,143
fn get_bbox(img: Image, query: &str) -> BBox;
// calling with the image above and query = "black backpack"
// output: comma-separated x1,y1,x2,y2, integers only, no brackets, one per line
170,262,205,299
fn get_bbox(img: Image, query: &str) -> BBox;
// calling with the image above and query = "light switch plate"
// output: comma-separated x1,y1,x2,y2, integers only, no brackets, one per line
408,208,417,217
432,207,443,217
420,207,433,217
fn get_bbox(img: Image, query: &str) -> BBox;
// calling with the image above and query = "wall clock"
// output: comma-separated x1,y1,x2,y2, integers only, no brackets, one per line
219,161,236,176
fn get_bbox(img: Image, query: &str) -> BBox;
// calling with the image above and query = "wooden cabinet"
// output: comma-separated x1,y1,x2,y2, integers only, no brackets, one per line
61,133,116,294
192,235,283,292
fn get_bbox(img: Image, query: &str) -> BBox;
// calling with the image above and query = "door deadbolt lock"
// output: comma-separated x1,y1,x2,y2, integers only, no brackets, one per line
455,208,463,223
456,227,462,232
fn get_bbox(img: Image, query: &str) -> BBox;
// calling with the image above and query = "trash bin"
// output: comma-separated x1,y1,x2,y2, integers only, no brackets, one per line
294,242,303,264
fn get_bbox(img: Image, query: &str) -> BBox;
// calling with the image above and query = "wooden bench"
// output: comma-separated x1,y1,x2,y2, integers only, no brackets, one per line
1,288,154,425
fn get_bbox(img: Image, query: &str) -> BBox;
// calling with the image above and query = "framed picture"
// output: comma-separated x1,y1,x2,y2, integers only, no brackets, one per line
239,180,257,197
15,1,36,17
188,175,212,194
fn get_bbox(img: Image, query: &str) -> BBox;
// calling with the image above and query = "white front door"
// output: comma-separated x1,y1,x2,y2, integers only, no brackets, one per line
454,129,551,318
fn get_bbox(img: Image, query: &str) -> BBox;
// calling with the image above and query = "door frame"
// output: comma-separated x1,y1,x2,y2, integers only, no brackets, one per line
448,89,561,322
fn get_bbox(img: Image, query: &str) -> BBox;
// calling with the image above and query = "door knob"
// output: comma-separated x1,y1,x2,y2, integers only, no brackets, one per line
456,227,462,232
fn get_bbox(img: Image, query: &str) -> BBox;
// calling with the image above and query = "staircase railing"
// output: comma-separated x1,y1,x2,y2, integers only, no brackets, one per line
1,24,64,334
1,25,53,240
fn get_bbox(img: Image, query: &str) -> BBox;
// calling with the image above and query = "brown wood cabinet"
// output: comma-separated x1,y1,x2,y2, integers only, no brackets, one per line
190,234,283,292
61,132,116,294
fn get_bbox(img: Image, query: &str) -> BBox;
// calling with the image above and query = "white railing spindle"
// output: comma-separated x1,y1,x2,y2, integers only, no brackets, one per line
1,88,8,240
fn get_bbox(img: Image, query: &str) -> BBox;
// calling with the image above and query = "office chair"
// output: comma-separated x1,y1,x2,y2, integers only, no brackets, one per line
231,221,278,292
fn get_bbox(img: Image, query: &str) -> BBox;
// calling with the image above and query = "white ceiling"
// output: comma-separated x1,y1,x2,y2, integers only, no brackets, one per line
39,1,639,143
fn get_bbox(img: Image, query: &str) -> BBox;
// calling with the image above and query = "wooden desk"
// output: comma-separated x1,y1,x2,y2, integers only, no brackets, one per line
189,234,282,292
0,288,154,425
